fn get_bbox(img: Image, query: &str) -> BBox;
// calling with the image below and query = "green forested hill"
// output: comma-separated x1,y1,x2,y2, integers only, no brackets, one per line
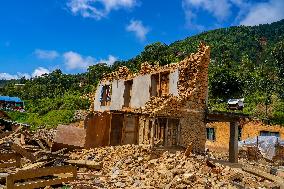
170,20,284,62
1,19,284,127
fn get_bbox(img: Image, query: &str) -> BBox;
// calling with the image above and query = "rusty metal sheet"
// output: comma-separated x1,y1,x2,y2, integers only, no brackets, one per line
53,125,86,151
85,112,111,148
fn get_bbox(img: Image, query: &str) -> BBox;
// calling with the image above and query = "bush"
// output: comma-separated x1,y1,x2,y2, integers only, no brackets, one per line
7,110,75,130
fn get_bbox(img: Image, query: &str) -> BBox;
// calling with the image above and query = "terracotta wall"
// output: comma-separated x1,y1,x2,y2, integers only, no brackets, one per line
206,121,284,150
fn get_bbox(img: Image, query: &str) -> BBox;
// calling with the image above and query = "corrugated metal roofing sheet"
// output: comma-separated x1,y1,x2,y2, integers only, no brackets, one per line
0,96,23,102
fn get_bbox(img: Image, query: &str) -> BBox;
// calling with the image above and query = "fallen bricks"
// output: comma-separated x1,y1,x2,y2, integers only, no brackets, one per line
1,123,283,188
67,145,280,188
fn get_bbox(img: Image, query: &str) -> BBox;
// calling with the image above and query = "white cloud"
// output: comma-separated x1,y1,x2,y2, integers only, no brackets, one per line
32,67,50,77
99,55,117,65
67,0,138,20
182,0,284,28
63,51,95,70
0,72,32,80
126,19,149,41
63,51,117,69
0,73,19,80
182,0,284,29
0,67,50,80
240,0,284,26
34,49,59,60
182,0,232,26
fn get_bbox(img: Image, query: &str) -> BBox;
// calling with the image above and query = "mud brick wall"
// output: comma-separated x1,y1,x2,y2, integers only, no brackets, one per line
177,43,210,152
242,121,284,139
205,122,230,151
180,112,206,153
206,121,284,150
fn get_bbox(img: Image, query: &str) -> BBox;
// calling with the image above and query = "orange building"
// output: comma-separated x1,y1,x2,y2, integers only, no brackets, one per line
206,121,284,151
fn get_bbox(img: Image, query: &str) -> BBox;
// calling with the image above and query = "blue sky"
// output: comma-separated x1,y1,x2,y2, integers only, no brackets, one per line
1,0,284,79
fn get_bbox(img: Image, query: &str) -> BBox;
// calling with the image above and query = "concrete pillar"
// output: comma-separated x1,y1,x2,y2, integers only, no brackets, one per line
229,121,239,163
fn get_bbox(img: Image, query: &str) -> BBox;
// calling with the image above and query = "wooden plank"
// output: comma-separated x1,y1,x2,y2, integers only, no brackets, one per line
0,162,19,169
177,121,181,146
13,177,74,189
21,162,47,170
164,119,168,147
0,153,21,168
206,111,249,123
11,143,36,162
35,139,46,150
121,114,126,144
6,166,77,189
6,176,14,189
67,160,102,170
150,119,155,146
8,166,76,181
108,113,112,146
0,153,20,161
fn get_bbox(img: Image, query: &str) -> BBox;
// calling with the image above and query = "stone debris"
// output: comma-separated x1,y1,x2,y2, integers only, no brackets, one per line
1,118,283,188
68,145,277,189
74,110,89,121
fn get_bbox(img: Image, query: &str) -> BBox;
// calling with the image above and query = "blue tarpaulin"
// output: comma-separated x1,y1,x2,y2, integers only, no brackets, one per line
0,96,23,103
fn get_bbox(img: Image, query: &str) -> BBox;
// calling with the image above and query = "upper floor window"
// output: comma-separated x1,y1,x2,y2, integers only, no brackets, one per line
123,80,133,108
150,72,170,97
100,85,111,106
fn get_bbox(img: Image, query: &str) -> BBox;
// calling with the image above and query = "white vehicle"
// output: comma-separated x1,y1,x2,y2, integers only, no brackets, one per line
227,98,244,110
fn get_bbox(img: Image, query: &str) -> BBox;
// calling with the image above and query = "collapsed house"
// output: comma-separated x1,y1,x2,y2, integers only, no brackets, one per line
55,43,210,153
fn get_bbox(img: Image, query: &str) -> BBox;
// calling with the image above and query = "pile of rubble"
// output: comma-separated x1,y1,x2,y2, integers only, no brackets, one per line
139,62,160,75
1,121,283,188
68,145,278,188
102,66,132,82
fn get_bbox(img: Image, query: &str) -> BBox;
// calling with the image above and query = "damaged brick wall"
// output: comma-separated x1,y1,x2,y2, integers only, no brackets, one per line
89,43,210,152
138,43,210,152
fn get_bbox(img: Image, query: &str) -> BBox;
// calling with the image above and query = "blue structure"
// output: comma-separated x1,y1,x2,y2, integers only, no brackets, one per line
0,96,24,111
0,96,23,103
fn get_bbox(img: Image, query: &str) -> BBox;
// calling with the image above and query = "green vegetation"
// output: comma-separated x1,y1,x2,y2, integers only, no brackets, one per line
7,110,75,130
1,19,284,127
